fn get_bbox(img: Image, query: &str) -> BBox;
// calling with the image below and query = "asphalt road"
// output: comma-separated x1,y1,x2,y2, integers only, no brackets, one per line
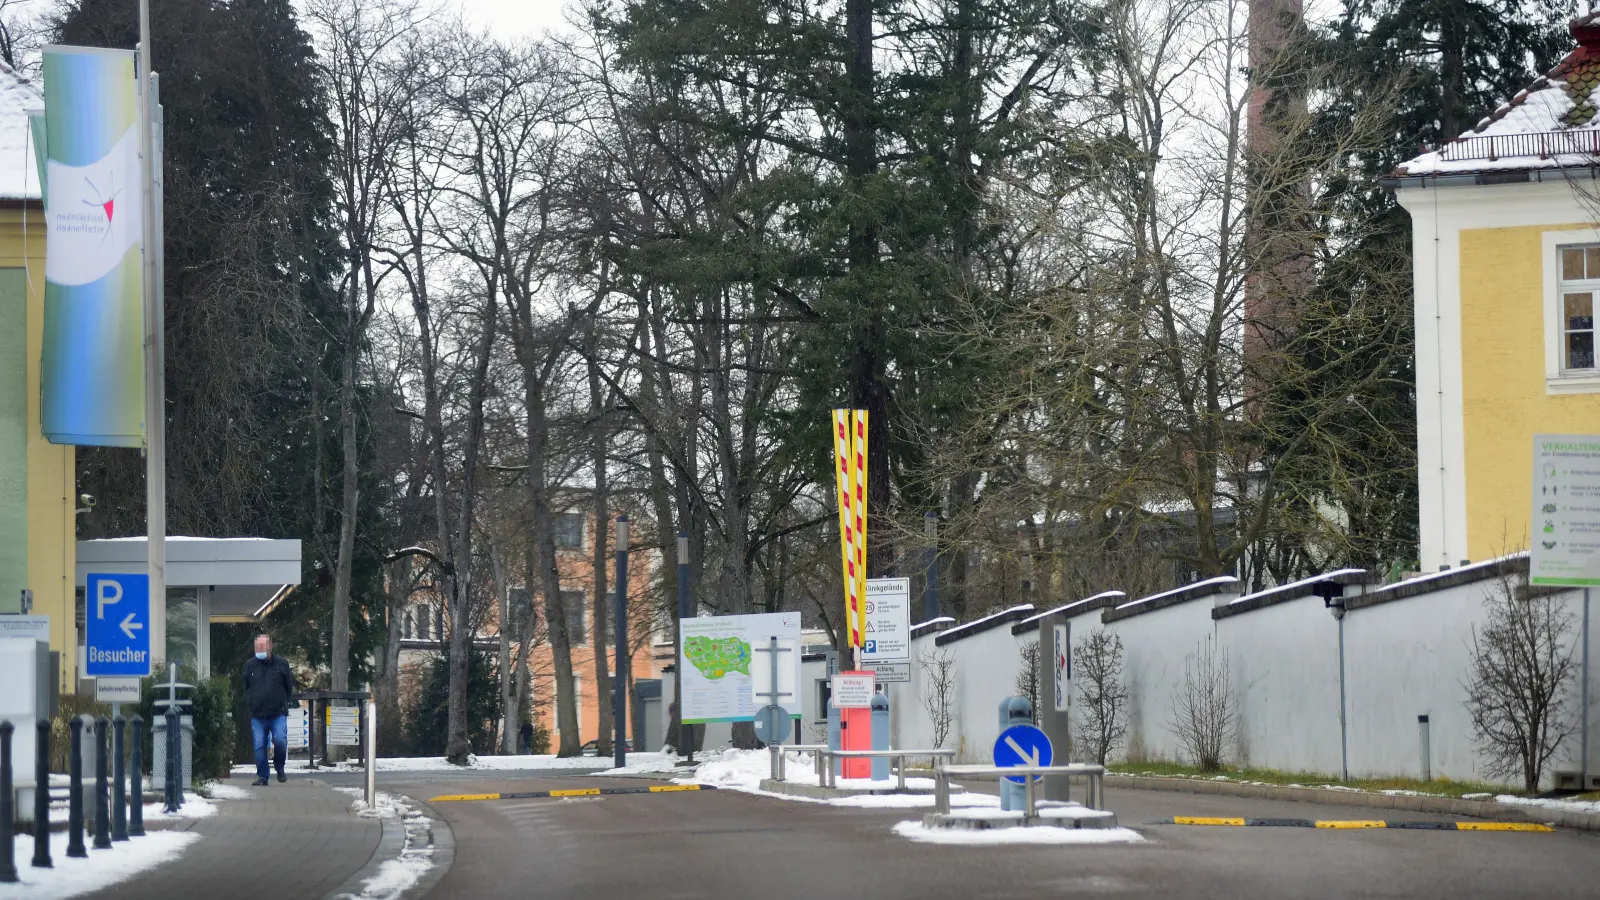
375,772,1600,900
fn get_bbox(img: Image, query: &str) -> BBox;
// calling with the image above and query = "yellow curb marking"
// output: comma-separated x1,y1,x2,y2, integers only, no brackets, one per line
1173,816,1246,826
1455,822,1554,832
1315,820,1387,829
648,785,703,792
548,788,604,797
429,793,501,802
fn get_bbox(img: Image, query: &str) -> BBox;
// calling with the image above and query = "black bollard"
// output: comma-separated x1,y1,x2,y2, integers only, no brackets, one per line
112,715,127,841
129,716,144,836
32,719,50,868
163,705,180,813
66,716,86,858
1,721,16,883
92,716,111,849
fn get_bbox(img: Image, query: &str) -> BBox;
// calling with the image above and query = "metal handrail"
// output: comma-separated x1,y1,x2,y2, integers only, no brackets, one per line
932,762,1107,818
771,746,957,792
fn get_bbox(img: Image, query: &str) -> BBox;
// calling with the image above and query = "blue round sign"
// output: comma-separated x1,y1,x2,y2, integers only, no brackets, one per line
993,724,1052,784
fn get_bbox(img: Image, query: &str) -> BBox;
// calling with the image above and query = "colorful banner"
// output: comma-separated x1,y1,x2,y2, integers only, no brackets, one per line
40,46,145,447
832,409,869,648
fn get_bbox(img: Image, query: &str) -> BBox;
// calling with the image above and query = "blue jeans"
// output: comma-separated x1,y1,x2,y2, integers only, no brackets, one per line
252,715,288,780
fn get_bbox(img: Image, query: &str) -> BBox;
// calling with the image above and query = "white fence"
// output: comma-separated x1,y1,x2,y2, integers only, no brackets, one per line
879,555,1600,789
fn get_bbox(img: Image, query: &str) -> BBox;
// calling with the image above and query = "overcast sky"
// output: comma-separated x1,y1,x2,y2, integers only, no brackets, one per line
457,0,578,38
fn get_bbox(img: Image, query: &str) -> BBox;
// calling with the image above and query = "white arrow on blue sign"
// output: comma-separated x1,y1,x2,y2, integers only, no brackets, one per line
993,724,1053,784
85,573,152,677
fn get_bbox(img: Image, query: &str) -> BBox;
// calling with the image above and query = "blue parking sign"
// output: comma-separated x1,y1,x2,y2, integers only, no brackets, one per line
85,573,152,677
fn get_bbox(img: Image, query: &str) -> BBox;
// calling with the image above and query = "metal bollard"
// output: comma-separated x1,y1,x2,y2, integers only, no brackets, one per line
129,716,144,836
67,717,86,858
33,719,51,868
1,721,17,883
1024,767,1037,818
870,693,890,782
933,758,950,814
1089,770,1103,810
112,715,128,841
999,695,1033,812
1418,715,1431,782
163,705,181,813
93,717,111,849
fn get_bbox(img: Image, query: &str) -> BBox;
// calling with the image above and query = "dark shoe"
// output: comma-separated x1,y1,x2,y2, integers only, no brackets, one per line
276,772,286,783
252,777,269,786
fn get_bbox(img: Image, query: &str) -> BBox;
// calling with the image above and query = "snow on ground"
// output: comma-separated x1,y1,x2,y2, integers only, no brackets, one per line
890,821,1144,846
668,749,1005,811
333,787,440,900
203,783,254,801
232,752,673,776
1494,794,1600,815
0,831,201,900
142,793,218,820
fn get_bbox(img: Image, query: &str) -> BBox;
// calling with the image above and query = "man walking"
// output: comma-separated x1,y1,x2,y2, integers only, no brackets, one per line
243,634,294,786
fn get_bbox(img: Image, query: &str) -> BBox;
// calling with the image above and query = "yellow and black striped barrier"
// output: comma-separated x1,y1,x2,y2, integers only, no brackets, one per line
1160,816,1551,832
429,784,716,803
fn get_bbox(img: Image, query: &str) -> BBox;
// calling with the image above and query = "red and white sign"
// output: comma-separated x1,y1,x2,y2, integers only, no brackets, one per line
831,671,876,709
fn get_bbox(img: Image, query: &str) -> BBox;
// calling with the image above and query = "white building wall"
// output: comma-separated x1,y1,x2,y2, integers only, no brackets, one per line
1216,595,1343,773
1102,598,1221,764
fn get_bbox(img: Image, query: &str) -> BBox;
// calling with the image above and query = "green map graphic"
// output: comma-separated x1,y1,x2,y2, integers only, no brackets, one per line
684,635,752,680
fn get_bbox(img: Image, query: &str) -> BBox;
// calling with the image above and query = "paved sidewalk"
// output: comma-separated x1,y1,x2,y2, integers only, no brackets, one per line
84,778,382,900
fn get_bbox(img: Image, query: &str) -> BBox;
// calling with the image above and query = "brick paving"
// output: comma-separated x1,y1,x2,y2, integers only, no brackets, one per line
83,777,382,900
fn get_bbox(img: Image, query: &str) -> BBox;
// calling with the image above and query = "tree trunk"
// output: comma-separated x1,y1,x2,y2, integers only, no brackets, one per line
491,544,513,754
528,378,581,756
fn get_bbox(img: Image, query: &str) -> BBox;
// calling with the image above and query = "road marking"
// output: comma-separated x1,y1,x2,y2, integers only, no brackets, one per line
1158,817,1553,833
430,785,715,803
1455,822,1554,832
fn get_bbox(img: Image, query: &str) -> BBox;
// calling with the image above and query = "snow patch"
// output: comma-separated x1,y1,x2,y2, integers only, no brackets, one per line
331,788,440,900
891,821,1144,845
1494,794,1600,814
202,783,254,801
0,831,201,900
142,794,218,820
231,752,673,776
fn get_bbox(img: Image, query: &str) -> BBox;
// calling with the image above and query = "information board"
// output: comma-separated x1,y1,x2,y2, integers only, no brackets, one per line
1530,434,1600,585
831,672,876,709
325,706,361,746
680,612,803,724
861,578,911,663
288,707,310,750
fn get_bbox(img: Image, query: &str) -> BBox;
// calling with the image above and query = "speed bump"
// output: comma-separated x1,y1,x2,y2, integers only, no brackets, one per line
430,784,717,803
1156,817,1551,832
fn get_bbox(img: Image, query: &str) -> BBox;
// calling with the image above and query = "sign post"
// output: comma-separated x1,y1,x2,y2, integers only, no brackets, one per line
1529,434,1600,791
1039,615,1071,800
84,574,151,678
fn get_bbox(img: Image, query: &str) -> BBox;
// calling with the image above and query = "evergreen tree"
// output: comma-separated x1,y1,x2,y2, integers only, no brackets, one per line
404,650,503,757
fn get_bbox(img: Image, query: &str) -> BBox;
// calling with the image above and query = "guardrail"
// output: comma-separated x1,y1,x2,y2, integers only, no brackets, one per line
767,745,957,792
932,763,1106,817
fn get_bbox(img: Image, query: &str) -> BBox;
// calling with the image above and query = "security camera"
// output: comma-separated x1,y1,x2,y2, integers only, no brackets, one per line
80,493,97,508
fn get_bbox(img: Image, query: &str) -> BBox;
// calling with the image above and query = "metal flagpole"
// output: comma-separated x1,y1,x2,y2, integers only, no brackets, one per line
612,517,629,770
138,0,166,667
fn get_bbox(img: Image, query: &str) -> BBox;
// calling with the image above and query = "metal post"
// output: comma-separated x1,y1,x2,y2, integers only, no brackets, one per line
933,758,950,814
0,721,15,883
129,716,144,836
112,715,127,841
1582,589,1591,790
676,534,692,764
1024,768,1037,819
923,512,939,622
1418,715,1431,782
67,717,86,858
93,717,111,849
163,705,179,813
1337,614,1349,782
32,719,50,868
896,754,906,793
769,744,779,781
1089,771,1103,810
613,515,629,770
365,698,376,809
138,0,167,677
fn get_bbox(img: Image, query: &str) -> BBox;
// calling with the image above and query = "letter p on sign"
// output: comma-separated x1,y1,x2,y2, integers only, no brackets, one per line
97,578,123,619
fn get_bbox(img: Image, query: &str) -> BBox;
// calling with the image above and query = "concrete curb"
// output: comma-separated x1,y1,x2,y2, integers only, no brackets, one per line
1103,775,1600,831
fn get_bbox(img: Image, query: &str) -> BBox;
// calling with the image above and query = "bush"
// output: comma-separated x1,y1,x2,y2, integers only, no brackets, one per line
402,650,501,757
134,666,235,781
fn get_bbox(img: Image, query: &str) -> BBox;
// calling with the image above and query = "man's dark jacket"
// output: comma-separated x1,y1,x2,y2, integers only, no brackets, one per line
243,654,294,719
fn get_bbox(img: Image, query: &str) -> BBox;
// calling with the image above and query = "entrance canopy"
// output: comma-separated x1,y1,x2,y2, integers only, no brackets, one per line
76,537,301,622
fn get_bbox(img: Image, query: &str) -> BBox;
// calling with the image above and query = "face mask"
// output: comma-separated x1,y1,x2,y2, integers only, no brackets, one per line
255,651,269,660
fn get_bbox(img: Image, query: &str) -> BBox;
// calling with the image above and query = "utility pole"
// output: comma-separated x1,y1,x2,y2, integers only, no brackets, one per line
137,0,166,667
675,534,692,763
612,516,629,769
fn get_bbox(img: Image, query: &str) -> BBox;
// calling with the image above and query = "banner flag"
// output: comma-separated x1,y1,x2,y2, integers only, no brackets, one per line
40,46,145,447
832,409,870,648
851,409,868,646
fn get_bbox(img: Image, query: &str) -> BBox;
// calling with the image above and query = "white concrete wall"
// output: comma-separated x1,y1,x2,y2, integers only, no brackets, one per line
883,560,1600,789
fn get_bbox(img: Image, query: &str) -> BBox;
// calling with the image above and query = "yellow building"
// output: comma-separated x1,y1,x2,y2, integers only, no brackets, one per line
1394,14,1600,572
0,61,77,688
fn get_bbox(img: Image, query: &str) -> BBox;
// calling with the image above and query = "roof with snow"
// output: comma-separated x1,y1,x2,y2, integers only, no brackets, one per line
0,60,40,201
1397,14,1600,179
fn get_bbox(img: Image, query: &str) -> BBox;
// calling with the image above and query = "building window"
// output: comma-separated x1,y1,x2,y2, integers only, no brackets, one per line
417,608,430,641
1559,245,1600,371
403,610,413,639
554,513,585,550
561,590,586,644
507,587,531,637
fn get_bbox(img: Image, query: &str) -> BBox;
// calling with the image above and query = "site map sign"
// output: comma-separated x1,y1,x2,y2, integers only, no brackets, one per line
1531,433,1600,586
680,612,802,724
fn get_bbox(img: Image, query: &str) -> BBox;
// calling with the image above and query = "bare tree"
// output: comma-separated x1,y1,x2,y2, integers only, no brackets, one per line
1074,629,1130,765
1014,639,1041,721
1464,570,1580,792
1168,637,1239,771
919,646,957,749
